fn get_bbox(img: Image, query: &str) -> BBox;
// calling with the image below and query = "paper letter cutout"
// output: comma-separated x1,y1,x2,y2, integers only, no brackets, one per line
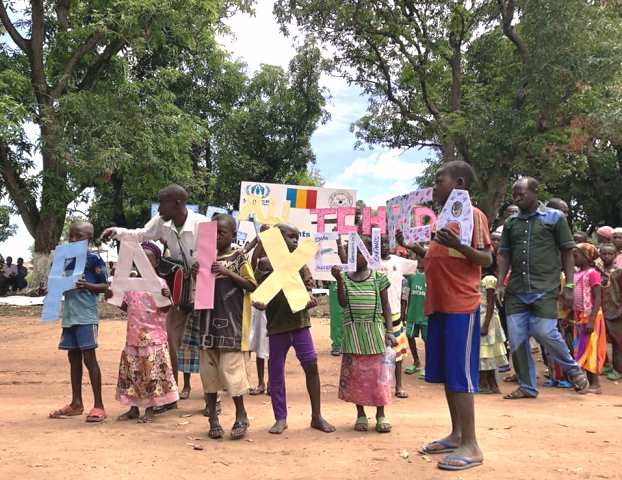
386,188,434,248
362,207,387,235
108,240,170,308
436,189,473,246
336,207,357,234
310,208,336,234
239,194,290,225
251,227,319,313
194,221,218,310
42,240,89,321
313,232,356,272
206,206,227,220
350,229,382,269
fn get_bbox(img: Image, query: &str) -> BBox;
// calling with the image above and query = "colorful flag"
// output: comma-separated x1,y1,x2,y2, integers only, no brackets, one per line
286,188,318,209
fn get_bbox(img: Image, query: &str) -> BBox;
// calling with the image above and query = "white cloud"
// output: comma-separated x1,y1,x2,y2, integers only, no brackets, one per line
218,1,297,73
324,149,428,206
327,149,427,185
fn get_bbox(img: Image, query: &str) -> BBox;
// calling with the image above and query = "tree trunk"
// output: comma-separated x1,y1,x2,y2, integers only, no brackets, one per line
478,171,510,224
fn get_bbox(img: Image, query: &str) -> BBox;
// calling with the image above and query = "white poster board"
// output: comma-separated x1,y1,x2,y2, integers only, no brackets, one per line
239,181,357,281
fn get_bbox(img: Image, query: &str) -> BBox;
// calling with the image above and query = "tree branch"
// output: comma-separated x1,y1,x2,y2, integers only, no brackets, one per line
0,141,41,237
51,30,106,98
497,0,529,65
77,38,125,90
30,0,48,102
0,1,30,53
56,0,71,31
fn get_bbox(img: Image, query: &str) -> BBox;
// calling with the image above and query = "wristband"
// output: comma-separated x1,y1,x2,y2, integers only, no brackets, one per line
564,283,575,289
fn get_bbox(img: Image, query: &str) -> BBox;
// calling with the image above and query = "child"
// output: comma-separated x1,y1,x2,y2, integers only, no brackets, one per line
248,224,271,396
332,237,396,433
572,243,607,394
599,244,622,381
114,242,179,423
201,214,257,440
404,256,428,378
400,161,491,472
253,224,335,435
48,222,108,422
479,269,509,394
380,238,419,398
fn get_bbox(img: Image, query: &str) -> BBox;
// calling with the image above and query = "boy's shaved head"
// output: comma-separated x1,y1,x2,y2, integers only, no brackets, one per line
70,221,94,239
158,184,188,203
213,213,236,232
439,160,477,188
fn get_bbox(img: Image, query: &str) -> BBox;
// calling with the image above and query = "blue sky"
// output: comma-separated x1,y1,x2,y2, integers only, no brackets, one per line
0,0,431,260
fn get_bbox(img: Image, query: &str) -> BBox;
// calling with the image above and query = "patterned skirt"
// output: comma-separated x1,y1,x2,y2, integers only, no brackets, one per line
479,311,509,371
339,353,393,407
392,314,409,362
573,310,607,375
178,312,201,373
116,344,179,408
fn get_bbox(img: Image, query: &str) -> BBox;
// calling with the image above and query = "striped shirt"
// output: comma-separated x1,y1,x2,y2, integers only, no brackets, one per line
341,271,391,355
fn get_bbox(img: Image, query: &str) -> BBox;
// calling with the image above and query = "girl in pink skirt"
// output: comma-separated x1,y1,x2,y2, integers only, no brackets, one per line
113,242,179,423
331,237,397,433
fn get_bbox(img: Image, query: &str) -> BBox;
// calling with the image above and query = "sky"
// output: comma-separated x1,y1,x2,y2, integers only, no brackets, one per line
0,0,431,261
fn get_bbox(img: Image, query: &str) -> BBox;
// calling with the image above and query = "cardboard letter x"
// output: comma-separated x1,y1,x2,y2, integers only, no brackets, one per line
251,227,319,313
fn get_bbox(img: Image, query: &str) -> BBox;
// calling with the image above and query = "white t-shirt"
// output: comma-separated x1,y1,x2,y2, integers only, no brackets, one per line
379,255,419,316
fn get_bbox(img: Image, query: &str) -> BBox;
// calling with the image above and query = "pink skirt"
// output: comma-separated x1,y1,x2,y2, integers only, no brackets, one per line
338,354,393,407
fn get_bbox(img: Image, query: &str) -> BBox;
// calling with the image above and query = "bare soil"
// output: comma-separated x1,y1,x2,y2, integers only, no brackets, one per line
0,313,621,480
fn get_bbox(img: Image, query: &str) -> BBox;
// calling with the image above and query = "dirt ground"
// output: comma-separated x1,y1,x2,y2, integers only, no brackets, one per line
1,312,621,480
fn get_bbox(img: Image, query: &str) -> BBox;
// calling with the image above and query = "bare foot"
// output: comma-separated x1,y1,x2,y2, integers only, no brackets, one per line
117,407,139,421
269,419,288,434
311,416,336,433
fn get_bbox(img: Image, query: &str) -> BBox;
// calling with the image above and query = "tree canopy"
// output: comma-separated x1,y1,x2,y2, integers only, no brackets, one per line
275,0,622,224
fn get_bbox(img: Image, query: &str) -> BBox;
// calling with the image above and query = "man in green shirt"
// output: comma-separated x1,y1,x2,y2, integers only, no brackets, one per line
496,177,589,399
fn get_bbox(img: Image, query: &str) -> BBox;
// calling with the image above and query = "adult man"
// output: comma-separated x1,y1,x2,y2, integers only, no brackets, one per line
1,256,18,293
101,184,207,408
496,177,589,399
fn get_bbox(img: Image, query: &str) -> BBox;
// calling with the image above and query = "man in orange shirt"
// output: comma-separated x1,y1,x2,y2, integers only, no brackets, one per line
399,161,492,472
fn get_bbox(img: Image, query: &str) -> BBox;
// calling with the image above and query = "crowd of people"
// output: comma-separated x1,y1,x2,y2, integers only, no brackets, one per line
43,163,622,473
0,254,28,295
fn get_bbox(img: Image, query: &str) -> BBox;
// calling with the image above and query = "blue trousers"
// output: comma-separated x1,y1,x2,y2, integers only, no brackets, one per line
507,312,581,396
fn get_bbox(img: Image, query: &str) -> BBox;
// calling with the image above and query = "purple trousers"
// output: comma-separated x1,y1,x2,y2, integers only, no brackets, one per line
268,327,318,421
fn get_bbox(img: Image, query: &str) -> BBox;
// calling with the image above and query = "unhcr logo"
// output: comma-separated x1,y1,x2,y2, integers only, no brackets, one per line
246,183,271,198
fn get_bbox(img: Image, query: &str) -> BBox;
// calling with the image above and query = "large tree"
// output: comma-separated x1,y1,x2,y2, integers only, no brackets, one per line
0,0,245,282
275,0,622,220
88,41,329,231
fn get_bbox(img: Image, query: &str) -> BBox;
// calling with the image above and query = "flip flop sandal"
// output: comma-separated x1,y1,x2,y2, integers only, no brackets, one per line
230,420,250,440
395,390,409,399
49,404,84,419
607,370,622,381
503,388,537,400
556,380,573,389
419,439,458,455
179,389,191,400
208,424,225,440
543,379,558,388
354,416,369,432
375,417,392,433
404,365,419,375
86,408,107,423
437,455,483,471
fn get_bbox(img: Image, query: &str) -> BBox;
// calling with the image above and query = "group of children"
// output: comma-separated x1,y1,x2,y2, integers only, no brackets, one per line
45,167,622,472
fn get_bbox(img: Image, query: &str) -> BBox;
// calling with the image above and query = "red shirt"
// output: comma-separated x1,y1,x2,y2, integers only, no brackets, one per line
424,207,491,315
